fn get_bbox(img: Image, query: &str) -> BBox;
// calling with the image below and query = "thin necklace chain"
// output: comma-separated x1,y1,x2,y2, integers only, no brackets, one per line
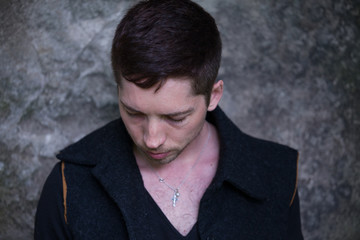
151,123,211,207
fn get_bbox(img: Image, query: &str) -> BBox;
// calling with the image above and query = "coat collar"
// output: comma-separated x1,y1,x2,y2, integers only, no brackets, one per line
57,107,270,238
57,119,158,239
206,107,268,201
57,107,269,202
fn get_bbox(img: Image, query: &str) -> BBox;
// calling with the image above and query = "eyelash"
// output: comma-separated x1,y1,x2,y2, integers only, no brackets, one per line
126,111,144,118
167,117,186,123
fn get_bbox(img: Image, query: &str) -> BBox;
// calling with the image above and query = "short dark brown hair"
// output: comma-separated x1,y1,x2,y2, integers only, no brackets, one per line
111,0,222,104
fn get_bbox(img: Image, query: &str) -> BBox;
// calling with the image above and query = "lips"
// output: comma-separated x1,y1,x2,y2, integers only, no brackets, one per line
147,151,170,160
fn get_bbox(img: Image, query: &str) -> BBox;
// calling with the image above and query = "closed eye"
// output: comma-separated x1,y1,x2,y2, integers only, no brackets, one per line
167,116,186,123
126,110,144,118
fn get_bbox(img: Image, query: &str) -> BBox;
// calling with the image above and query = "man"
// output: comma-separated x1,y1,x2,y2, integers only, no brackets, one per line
35,0,303,239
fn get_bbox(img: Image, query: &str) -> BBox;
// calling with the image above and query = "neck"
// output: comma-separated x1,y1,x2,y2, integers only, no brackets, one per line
135,121,211,177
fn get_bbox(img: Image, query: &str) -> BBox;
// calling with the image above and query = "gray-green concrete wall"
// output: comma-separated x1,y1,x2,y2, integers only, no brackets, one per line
1,0,359,239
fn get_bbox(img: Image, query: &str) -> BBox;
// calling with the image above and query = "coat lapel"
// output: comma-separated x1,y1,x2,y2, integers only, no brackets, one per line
90,121,156,240
58,119,157,240
206,107,269,200
91,155,157,240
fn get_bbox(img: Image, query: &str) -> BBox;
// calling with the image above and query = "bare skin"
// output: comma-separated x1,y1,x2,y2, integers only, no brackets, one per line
135,122,220,236
118,77,223,236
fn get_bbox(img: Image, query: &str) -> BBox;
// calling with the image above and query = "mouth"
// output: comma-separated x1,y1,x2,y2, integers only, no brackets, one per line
146,151,171,160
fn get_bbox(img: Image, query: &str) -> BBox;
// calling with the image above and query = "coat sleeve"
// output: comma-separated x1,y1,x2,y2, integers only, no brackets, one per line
34,162,72,240
286,190,304,240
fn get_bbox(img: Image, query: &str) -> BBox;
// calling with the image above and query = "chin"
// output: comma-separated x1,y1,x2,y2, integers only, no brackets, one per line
149,155,177,165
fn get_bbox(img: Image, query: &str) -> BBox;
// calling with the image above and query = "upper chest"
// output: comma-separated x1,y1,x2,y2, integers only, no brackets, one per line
141,160,217,236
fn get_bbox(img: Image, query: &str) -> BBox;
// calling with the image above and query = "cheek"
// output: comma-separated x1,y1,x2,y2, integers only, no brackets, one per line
128,126,145,146
121,117,143,143
127,124,141,137
172,120,204,143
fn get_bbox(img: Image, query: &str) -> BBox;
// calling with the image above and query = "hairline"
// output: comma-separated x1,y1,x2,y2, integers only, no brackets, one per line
117,76,212,106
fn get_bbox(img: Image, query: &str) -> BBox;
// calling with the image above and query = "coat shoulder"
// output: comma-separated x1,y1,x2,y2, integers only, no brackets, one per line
56,119,132,166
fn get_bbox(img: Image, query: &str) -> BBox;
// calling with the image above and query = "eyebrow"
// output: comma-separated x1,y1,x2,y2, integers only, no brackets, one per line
120,101,194,117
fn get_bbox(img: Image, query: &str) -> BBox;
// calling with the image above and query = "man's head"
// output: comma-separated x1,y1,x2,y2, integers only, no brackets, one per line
111,0,222,105
112,0,223,164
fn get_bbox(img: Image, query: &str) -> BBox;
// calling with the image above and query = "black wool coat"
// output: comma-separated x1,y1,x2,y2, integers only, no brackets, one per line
35,107,303,240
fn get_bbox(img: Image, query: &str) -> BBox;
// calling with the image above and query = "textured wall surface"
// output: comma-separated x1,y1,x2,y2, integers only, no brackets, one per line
0,0,359,239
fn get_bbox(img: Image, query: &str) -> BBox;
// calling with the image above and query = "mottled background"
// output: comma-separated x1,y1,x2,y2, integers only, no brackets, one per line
0,0,359,239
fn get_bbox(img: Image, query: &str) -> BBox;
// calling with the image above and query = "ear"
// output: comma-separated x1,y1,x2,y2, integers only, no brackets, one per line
207,80,223,111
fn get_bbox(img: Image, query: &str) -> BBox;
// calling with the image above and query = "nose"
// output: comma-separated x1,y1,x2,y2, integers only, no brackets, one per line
143,118,166,149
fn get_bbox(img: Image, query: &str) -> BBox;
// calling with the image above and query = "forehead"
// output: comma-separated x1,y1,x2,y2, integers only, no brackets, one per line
118,77,205,113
